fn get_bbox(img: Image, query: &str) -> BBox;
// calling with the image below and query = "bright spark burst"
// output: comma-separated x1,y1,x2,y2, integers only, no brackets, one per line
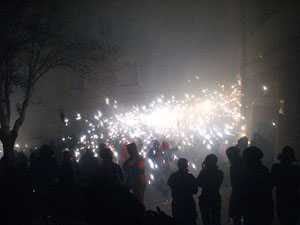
67,81,244,170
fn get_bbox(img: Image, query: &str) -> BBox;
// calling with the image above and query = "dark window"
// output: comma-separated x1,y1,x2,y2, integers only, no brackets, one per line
99,17,112,36
69,72,84,90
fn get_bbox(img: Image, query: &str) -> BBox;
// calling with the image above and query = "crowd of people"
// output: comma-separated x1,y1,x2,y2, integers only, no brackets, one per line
0,135,299,225
167,137,300,225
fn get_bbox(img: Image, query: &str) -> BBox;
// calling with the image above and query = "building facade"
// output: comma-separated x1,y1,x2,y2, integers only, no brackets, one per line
242,0,300,156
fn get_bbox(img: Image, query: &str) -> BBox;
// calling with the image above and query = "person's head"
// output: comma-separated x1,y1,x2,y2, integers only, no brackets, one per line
15,152,28,169
85,148,94,157
242,146,263,164
237,136,248,150
202,154,218,168
277,146,297,163
127,143,138,157
226,146,240,163
29,151,37,164
100,148,113,161
177,158,188,171
40,144,54,157
99,143,107,151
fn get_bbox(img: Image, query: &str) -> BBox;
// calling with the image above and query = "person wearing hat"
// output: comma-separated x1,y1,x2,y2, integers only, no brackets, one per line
167,158,198,225
271,146,300,225
197,154,223,225
237,136,249,152
241,146,274,225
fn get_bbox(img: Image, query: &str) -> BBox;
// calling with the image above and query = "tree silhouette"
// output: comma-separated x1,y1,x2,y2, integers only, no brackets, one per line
0,0,118,157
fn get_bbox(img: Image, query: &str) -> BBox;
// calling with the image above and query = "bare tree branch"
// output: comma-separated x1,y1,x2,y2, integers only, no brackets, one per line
12,81,33,136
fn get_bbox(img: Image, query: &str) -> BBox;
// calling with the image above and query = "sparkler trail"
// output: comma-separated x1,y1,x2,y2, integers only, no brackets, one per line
62,80,245,171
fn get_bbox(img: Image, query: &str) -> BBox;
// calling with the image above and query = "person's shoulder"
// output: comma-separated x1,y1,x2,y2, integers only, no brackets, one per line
187,171,196,179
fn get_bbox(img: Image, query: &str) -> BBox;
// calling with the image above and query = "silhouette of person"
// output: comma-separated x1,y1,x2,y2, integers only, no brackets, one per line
241,146,274,225
271,146,300,225
51,151,84,222
0,158,33,225
237,136,248,152
197,154,223,225
121,142,129,166
30,145,60,219
226,146,243,225
98,147,123,182
123,143,146,205
85,170,144,225
79,148,100,186
99,143,107,151
168,158,198,225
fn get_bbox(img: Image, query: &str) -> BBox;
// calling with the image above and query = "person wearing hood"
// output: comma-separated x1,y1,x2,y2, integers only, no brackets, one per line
271,146,300,225
241,147,274,225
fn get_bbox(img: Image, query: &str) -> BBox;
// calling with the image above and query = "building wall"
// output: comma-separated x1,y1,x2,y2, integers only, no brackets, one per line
244,0,300,155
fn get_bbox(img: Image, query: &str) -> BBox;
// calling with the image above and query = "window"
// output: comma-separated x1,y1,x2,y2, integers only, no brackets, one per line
69,72,84,90
99,17,112,37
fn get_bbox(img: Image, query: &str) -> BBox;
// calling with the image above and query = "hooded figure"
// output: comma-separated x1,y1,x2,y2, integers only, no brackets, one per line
168,158,198,225
241,147,274,225
271,146,300,225
197,154,223,225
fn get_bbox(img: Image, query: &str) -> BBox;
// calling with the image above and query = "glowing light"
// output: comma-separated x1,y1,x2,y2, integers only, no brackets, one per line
105,98,110,105
61,78,243,185
263,85,268,91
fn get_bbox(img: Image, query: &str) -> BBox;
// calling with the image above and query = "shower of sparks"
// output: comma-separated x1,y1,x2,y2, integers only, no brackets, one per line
64,80,244,171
